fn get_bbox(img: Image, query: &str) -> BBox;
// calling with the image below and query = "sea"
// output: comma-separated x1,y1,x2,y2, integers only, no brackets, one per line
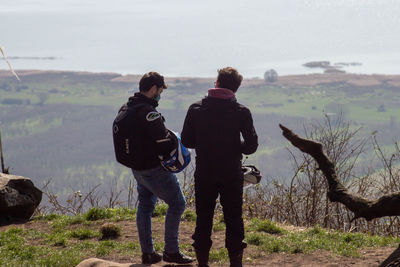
1,0,400,78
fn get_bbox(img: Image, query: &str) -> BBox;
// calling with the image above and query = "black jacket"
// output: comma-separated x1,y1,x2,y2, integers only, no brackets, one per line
181,96,258,173
126,93,175,170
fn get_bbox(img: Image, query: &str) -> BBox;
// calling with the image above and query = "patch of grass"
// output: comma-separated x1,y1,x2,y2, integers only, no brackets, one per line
244,224,400,257
152,203,168,217
3,211,400,266
100,223,121,239
153,241,165,252
33,213,62,221
96,240,118,256
46,231,69,246
118,242,141,255
70,215,85,224
246,232,265,246
307,225,325,235
291,245,304,254
76,241,97,250
182,209,197,222
209,248,228,264
84,207,114,221
39,208,136,224
94,240,141,257
109,207,137,221
37,247,86,267
0,228,25,247
25,229,47,240
48,214,86,231
248,218,285,234
0,228,85,266
260,236,286,253
213,221,226,232
70,228,100,240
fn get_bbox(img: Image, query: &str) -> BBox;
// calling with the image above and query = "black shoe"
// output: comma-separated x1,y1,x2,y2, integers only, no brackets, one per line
142,251,162,264
163,251,194,264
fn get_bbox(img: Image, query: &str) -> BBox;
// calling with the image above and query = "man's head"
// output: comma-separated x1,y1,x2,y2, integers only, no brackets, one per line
139,72,167,101
216,67,243,93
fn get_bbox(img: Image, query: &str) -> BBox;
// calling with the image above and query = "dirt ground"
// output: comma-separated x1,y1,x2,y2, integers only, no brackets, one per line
2,218,396,267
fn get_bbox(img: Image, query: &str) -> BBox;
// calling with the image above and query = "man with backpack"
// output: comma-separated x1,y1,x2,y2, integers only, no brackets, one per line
181,67,258,267
113,72,193,265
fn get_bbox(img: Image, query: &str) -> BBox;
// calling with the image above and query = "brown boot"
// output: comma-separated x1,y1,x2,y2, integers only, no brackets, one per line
228,249,243,267
195,249,210,267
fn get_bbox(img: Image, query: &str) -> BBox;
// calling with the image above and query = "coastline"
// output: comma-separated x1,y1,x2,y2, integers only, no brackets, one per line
2,69,400,89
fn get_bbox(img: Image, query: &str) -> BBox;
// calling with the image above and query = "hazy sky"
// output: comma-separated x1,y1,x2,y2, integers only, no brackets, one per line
1,0,400,76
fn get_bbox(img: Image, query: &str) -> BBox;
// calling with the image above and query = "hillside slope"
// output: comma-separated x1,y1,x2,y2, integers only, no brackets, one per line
0,208,398,266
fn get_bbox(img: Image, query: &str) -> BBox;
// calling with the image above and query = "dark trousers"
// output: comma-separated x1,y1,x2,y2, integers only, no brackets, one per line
192,168,246,252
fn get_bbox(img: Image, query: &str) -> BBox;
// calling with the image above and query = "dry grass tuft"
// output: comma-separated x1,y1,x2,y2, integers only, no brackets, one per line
100,223,121,240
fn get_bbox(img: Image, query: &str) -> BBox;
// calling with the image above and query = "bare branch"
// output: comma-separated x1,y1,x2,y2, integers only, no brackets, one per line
280,124,400,221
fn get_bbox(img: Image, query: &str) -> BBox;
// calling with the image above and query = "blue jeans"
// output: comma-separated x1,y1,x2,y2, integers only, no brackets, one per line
132,165,186,254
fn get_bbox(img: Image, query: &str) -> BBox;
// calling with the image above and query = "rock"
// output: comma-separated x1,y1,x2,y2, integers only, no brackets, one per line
76,258,145,267
303,61,331,68
0,173,42,222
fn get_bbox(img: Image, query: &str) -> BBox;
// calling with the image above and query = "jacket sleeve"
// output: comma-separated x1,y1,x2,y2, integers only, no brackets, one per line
240,108,258,155
181,105,196,149
142,107,176,160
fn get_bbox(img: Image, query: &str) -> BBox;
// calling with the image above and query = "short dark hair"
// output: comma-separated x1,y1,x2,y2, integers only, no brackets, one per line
216,67,243,92
139,72,168,92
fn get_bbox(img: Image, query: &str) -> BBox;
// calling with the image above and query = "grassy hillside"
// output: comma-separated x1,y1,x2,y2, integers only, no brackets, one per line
2,71,400,121
0,206,399,266
0,70,399,197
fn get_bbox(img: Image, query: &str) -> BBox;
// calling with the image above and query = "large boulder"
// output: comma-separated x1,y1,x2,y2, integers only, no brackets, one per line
76,258,145,267
0,173,42,222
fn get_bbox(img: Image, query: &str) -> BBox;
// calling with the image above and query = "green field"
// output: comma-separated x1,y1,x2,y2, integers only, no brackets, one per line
2,71,399,122
0,70,399,196
1,207,399,266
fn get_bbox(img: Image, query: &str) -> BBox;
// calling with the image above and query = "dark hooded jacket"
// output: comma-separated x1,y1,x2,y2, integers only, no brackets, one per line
124,92,176,170
181,94,258,175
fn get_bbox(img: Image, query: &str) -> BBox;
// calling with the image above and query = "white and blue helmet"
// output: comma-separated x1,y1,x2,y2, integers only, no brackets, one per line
242,165,262,184
161,131,191,173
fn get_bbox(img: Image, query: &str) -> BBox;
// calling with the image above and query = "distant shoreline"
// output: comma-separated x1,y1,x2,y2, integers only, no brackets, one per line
6,56,60,60
1,69,400,88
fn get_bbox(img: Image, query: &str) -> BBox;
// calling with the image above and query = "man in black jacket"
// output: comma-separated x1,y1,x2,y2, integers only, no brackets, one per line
181,67,258,267
127,72,193,265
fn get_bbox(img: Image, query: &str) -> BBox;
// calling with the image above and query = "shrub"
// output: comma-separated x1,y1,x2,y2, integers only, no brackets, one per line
181,209,196,222
152,203,168,217
250,219,285,234
2,98,24,105
84,208,112,221
264,69,278,82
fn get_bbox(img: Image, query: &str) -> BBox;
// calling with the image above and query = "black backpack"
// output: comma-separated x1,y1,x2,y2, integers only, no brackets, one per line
112,102,146,168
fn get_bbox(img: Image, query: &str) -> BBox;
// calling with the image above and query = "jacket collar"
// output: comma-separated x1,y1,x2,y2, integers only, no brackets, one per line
208,88,236,100
129,92,159,108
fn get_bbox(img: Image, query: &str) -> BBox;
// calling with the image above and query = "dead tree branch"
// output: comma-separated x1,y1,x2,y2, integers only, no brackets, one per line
279,124,400,221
